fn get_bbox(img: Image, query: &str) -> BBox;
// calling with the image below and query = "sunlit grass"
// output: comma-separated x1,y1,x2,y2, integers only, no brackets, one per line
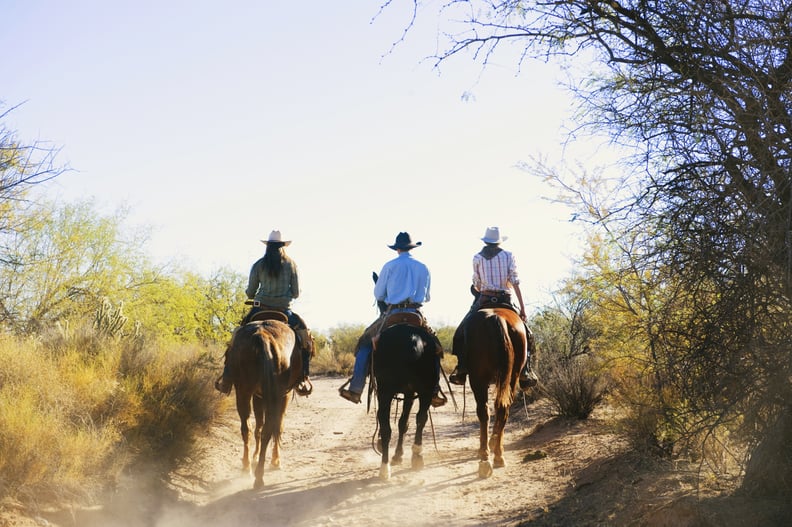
0,327,226,507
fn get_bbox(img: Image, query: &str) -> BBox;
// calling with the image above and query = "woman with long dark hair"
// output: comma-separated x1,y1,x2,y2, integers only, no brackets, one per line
216,230,314,396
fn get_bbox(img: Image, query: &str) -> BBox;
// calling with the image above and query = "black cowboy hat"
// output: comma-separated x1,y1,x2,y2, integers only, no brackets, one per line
388,232,422,251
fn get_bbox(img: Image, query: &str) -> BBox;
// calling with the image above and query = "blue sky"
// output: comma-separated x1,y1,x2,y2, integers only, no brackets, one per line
2,1,588,331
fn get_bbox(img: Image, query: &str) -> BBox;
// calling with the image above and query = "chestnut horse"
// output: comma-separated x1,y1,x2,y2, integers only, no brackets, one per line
225,317,303,489
372,322,438,480
453,307,527,478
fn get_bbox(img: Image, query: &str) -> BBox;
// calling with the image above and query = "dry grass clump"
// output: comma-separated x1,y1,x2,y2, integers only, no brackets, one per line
540,351,609,420
0,327,225,508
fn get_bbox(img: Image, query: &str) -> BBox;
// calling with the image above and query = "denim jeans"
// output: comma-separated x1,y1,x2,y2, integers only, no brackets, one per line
349,344,371,394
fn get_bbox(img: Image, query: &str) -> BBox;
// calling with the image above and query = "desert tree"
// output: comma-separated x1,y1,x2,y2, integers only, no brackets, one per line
384,0,792,495
0,103,65,231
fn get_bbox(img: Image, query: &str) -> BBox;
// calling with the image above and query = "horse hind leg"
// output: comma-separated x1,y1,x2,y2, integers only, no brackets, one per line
474,388,494,478
411,396,431,470
377,401,393,480
490,403,510,469
270,395,288,470
392,396,414,466
237,393,254,473
252,395,264,468
254,420,275,490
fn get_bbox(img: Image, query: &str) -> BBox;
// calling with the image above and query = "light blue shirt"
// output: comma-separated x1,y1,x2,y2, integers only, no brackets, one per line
374,251,431,305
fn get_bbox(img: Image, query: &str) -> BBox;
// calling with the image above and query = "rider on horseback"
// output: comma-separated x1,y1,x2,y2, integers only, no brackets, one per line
449,227,539,389
215,230,314,397
339,232,447,407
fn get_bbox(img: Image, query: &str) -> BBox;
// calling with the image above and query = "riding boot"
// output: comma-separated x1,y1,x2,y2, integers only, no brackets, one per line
449,351,467,385
519,356,538,389
431,386,447,407
214,364,232,395
215,328,241,395
519,327,539,389
295,329,314,396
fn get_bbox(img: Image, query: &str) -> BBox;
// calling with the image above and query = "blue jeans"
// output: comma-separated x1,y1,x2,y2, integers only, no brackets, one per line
349,343,372,394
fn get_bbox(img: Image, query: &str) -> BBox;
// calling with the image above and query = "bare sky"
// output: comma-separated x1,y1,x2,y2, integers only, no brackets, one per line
2,1,588,330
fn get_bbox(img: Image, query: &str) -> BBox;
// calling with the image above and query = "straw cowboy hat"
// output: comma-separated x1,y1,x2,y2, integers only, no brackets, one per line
261,230,292,246
481,226,508,244
388,232,422,251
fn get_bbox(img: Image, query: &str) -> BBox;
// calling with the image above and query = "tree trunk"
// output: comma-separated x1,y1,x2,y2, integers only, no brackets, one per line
740,406,792,497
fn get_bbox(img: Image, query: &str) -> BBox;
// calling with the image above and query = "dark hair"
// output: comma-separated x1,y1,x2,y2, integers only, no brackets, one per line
263,242,286,277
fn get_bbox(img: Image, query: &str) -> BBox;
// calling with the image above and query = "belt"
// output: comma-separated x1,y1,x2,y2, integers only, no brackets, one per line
251,300,282,309
480,290,507,296
388,302,423,309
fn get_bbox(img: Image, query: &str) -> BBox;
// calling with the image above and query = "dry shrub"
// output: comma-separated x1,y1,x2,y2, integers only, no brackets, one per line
0,327,226,508
122,342,222,467
311,344,347,375
0,337,124,504
541,352,609,419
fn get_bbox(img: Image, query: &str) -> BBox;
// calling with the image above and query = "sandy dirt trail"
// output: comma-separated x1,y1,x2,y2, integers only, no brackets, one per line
37,375,619,527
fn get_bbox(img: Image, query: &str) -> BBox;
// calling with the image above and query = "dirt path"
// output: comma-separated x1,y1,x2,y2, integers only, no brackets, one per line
32,375,628,527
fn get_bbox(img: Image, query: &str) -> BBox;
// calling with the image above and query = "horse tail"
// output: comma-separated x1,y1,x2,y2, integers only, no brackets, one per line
493,315,516,409
254,332,280,409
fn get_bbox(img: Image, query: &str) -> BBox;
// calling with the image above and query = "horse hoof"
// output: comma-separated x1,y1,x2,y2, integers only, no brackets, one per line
411,455,424,470
493,457,506,469
391,456,403,466
253,479,264,490
379,463,392,481
478,460,494,478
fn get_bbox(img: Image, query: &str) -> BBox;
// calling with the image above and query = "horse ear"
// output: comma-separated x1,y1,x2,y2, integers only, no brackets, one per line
372,271,378,284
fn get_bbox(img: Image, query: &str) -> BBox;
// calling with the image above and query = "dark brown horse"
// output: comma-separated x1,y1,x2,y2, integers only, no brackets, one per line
372,321,438,480
453,307,527,478
224,317,303,489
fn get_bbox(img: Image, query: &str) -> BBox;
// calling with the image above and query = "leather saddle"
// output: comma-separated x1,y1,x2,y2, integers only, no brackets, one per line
372,311,424,351
249,310,289,324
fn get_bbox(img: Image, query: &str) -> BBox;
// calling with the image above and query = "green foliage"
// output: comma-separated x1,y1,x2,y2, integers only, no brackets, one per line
0,198,247,344
316,324,365,375
0,199,149,334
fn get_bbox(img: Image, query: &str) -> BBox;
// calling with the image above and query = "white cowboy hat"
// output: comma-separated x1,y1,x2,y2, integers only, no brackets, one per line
481,226,508,244
261,230,292,246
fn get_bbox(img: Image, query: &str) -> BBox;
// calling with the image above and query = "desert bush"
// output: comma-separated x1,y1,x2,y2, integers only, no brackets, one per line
0,333,124,503
0,323,225,507
121,341,222,467
541,350,608,419
317,324,365,375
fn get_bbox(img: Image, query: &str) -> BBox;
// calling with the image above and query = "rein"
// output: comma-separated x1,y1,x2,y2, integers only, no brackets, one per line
370,393,441,456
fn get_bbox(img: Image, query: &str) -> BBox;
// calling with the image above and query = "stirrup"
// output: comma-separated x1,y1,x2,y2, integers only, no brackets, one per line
295,377,313,396
449,368,467,386
431,389,447,408
214,376,232,395
339,388,361,404
519,369,539,390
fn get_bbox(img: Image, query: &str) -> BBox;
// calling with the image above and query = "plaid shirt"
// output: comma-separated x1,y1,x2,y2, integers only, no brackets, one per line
246,255,300,308
472,248,520,292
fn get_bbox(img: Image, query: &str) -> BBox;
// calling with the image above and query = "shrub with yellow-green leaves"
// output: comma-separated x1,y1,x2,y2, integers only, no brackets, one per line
0,325,225,507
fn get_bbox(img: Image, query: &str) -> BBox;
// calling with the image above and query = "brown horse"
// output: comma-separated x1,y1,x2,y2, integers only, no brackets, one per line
224,317,303,489
453,307,527,478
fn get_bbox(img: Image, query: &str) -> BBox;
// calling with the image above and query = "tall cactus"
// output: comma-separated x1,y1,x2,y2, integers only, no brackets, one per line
94,297,128,337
